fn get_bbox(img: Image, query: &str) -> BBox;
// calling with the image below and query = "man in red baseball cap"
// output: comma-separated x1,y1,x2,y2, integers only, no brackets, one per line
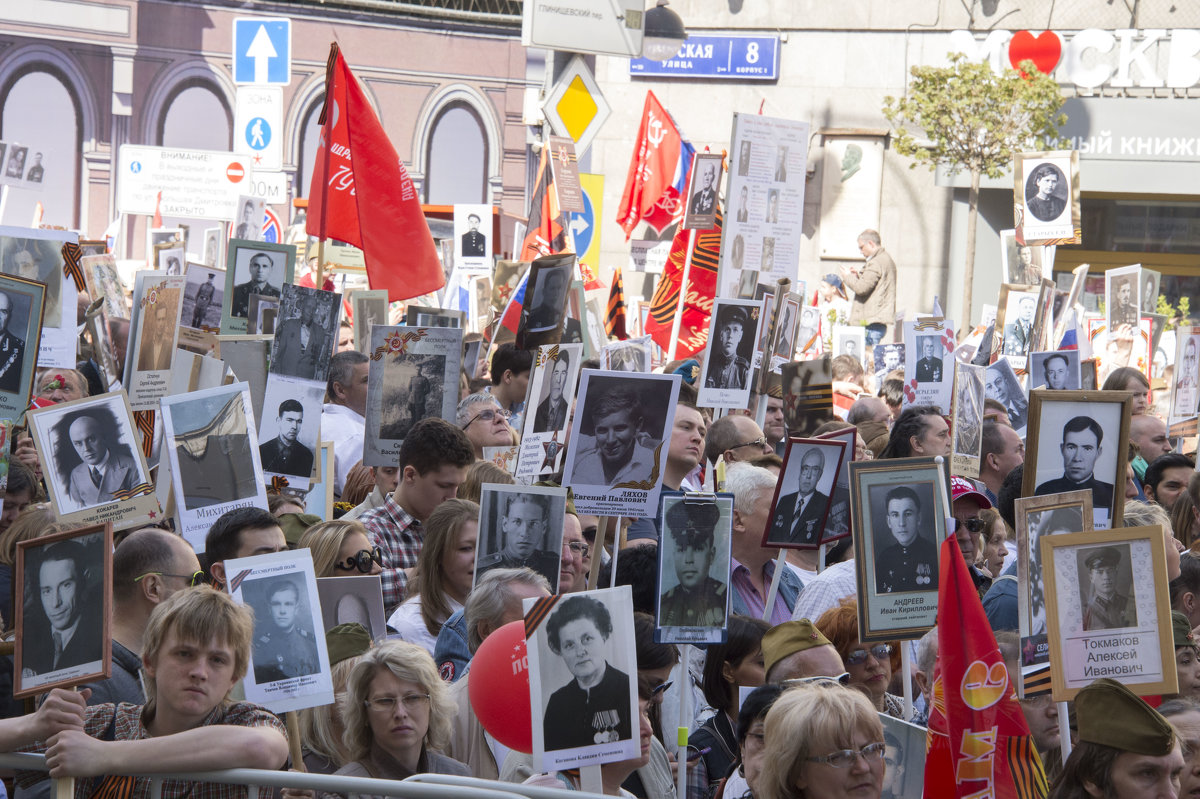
950,475,994,594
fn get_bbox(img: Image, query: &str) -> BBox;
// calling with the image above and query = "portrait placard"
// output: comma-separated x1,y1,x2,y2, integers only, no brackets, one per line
226,548,334,714
1014,150,1081,246
984,357,1029,435
14,523,112,698
454,203,493,272
248,293,279,335
126,272,185,411
698,299,762,410
602,335,653,373
767,293,802,370
160,381,268,553
562,369,680,518
1022,390,1130,531
350,289,389,353
268,284,342,383
258,374,325,490
683,153,723,231
951,362,985,479
1015,490,1093,676
814,426,856,547
81,253,128,320
656,494,732,644
404,306,465,329
879,714,927,799
317,575,387,641
302,442,335,521
849,457,947,642
832,325,867,368
996,284,1040,370
781,358,834,438
999,229,1045,285
1168,325,1200,435
476,483,566,593
0,225,76,367
903,319,954,412
764,437,847,550
201,226,223,267
1041,526,1174,701
516,343,584,481
872,342,904,386
177,263,223,355
83,299,120,396
28,392,158,529
0,273,44,421
232,195,265,241
215,335,272,427
157,245,184,276
362,325,463,468
1028,350,1081,392
220,239,296,335
491,260,529,318
795,305,823,358
525,585,640,771
517,253,574,350
1104,263,1143,344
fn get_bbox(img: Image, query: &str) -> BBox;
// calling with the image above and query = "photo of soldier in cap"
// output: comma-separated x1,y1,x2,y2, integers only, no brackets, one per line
247,576,321,683
1079,545,1137,631
476,484,565,592
657,498,729,633
704,302,755,391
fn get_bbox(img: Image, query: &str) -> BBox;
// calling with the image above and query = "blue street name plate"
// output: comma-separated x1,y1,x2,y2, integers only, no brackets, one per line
630,34,780,80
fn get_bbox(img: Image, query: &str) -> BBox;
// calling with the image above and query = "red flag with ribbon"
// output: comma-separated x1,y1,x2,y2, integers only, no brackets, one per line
924,535,1048,799
306,43,443,302
644,210,721,359
605,266,628,341
518,145,569,263
615,91,692,239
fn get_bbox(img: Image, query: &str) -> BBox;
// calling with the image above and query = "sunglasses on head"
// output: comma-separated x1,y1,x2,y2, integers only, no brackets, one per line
336,546,383,573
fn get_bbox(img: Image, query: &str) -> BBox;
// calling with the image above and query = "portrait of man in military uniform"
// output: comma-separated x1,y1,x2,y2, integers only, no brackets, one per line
914,335,942,383
533,350,573,434
1034,416,1115,521
687,157,718,220
659,501,727,629
873,485,938,594
768,446,833,547
1079,545,1137,631
0,289,27,394
1002,294,1037,357
231,251,282,320
704,304,753,391
259,398,315,479
476,488,564,591
252,578,320,683
461,212,486,257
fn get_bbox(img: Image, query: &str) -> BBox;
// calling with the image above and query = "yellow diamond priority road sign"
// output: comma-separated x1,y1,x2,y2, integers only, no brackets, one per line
542,55,611,158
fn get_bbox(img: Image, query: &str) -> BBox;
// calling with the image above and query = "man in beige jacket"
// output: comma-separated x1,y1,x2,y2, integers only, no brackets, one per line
841,229,897,346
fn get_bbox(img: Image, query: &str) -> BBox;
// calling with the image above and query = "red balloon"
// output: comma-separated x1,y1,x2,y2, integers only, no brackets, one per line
468,620,533,753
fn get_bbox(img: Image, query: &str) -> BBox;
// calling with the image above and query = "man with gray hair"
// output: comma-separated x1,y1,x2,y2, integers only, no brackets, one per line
726,463,802,624
456,391,514,460
841,229,896,345
439,568,551,778
321,350,368,497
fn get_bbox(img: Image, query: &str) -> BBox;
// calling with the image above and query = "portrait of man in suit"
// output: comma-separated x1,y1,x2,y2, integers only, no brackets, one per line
20,538,102,678
914,335,942,383
770,447,831,546
259,399,314,478
461,213,486,257
1003,294,1037,356
137,300,174,372
688,159,718,218
737,140,751,176
0,290,26,394
1041,352,1072,390
272,295,330,381
235,199,258,239
735,185,749,223
51,404,143,512
231,252,281,319
533,351,571,434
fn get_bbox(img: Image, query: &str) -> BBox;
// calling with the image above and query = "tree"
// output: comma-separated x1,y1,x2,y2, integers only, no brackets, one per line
883,54,1066,326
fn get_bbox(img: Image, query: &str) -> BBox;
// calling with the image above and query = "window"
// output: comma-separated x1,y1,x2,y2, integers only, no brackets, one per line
158,81,231,150
0,68,81,228
424,103,487,204
296,97,324,198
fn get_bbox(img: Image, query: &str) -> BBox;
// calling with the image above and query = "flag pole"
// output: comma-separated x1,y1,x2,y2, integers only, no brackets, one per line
667,227,698,363
313,43,339,295
762,548,787,622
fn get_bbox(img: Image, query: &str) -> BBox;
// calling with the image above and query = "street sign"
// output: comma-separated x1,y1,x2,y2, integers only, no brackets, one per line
233,18,291,85
244,171,290,206
234,86,283,170
572,173,604,270
262,207,283,243
542,56,611,157
522,0,643,58
117,145,254,220
630,35,781,81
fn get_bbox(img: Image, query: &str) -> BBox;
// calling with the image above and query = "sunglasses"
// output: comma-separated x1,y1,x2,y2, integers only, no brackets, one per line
336,547,384,573
784,672,851,688
731,436,767,451
955,517,987,534
846,644,892,666
134,570,210,587
462,407,511,430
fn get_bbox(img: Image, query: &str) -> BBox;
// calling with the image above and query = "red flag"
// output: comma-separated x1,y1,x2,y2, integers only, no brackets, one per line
306,44,443,302
644,210,721,359
924,536,1048,799
616,92,691,239
519,146,569,262
605,267,628,340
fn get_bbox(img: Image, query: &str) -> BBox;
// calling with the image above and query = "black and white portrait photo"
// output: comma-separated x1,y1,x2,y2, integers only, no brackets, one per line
1171,332,1200,425
1141,270,1160,314
258,376,324,482
234,195,265,241
765,438,845,549
568,374,670,488
1023,162,1068,223
5,145,27,180
1000,230,1044,285
476,483,566,592
657,496,732,640
157,246,184,276
952,363,984,464
133,285,182,373
735,186,749,224
40,398,148,513
1001,290,1038,358
685,154,721,230
1017,495,1091,644
518,254,573,349
870,482,939,594
245,575,321,683
760,237,775,272
202,227,222,267
772,297,799,361
1077,545,1137,631
834,326,866,366
796,306,821,356
230,249,283,319
774,145,788,182
461,213,486,257
531,346,580,436
737,140,751,176
526,586,640,770
603,336,651,373
0,282,34,397
182,264,223,331
704,302,756,391
913,335,943,383
765,189,779,224
0,232,65,326
16,527,110,695
1029,350,1080,392
23,151,44,184
984,359,1028,432
269,284,341,383
873,343,903,386
1106,265,1142,331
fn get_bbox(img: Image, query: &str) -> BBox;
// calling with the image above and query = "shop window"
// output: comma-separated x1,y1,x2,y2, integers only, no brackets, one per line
424,103,487,204
0,68,81,228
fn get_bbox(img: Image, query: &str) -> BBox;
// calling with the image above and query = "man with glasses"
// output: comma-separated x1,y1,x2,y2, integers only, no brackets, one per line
704,414,774,468
950,477,994,593
477,494,559,588
252,578,319,682
880,728,906,799
456,393,514,460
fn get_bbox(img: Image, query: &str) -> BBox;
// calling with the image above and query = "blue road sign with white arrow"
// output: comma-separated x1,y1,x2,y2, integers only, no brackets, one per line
233,19,290,85
569,191,594,256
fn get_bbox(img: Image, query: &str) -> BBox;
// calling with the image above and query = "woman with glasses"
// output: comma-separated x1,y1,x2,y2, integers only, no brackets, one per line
299,520,384,579
387,499,478,655
816,599,904,718
756,683,886,799
329,640,468,794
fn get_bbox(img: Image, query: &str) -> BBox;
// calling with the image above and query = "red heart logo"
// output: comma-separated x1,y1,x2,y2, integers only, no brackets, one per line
1008,31,1062,76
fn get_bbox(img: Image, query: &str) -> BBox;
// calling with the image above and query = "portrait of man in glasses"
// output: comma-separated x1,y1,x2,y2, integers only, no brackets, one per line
873,485,937,594
769,446,832,547
49,402,146,513
477,490,562,590
251,577,319,683
659,501,726,629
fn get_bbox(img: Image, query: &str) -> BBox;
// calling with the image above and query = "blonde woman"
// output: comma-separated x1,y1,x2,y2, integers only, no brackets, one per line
298,623,373,774
298,520,383,579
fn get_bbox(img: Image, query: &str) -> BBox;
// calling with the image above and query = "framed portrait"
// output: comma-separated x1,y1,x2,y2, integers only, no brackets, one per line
1104,263,1142,340
656,494,733,644
879,714,927,799
156,245,184,276
1015,490,1093,676
362,325,463,468
562,369,680,518
525,585,640,771
220,239,297,335
903,319,954,412
736,268,759,299
763,437,847,550
832,325,867,368
984,357,1029,435
683,153,722,231
232,195,265,241
517,253,574,350
470,275,493,335
1169,326,1200,434
1041,526,1175,701
146,227,183,264
350,289,389,353
248,293,280,335
516,343,583,481
1023,389,1130,531
996,284,1040,369
1028,350,1081,392
404,306,465,329
769,294,802,367
781,358,834,438
795,305,822,358
14,523,112,698
602,335,653,374
27,392,158,528
258,374,325,489
201,226,223,268
951,362,985,479
476,483,567,593
999,229,1045,285
849,457,947,642
78,241,107,258
81,253,129,321
814,426,856,546
0,225,75,367
160,381,268,553
317,575,387,641
1140,269,1161,315
226,548,334,713
269,284,342,383
490,260,528,318
0,273,44,421
126,272,185,409
698,299,762,410
177,264,224,355
872,343,904,386
454,203,493,271
83,299,121,395
1015,150,1081,246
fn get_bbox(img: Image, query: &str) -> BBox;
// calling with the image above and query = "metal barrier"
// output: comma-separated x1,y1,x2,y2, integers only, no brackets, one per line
0,752,606,799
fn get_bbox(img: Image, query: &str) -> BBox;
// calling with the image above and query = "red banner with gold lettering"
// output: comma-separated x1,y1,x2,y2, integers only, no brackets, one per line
645,210,721,360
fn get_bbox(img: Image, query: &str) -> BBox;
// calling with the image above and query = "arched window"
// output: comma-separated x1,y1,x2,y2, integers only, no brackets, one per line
296,97,324,198
424,103,487,204
0,67,81,228
158,81,231,150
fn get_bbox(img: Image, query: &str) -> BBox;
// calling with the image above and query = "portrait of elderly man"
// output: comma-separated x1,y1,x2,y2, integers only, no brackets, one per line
769,447,831,546
572,385,659,487
231,251,281,319
1080,546,1137,631
1035,415,1115,515
874,486,937,594
21,537,102,677
0,289,26,393
1040,352,1073,391
705,305,752,391
689,158,718,218
477,492,559,588
914,335,942,383
659,501,726,628
985,363,1028,430
1026,163,1066,222
1003,294,1037,356
51,404,142,511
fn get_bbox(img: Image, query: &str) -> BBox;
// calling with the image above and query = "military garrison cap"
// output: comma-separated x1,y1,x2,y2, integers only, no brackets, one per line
762,619,833,678
326,622,371,666
1076,678,1175,756
1084,547,1121,570
1174,611,1197,649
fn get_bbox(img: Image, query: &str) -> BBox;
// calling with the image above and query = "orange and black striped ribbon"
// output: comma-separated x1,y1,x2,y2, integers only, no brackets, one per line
133,411,155,459
61,241,86,293
605,266,627,339
523,594,560,638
